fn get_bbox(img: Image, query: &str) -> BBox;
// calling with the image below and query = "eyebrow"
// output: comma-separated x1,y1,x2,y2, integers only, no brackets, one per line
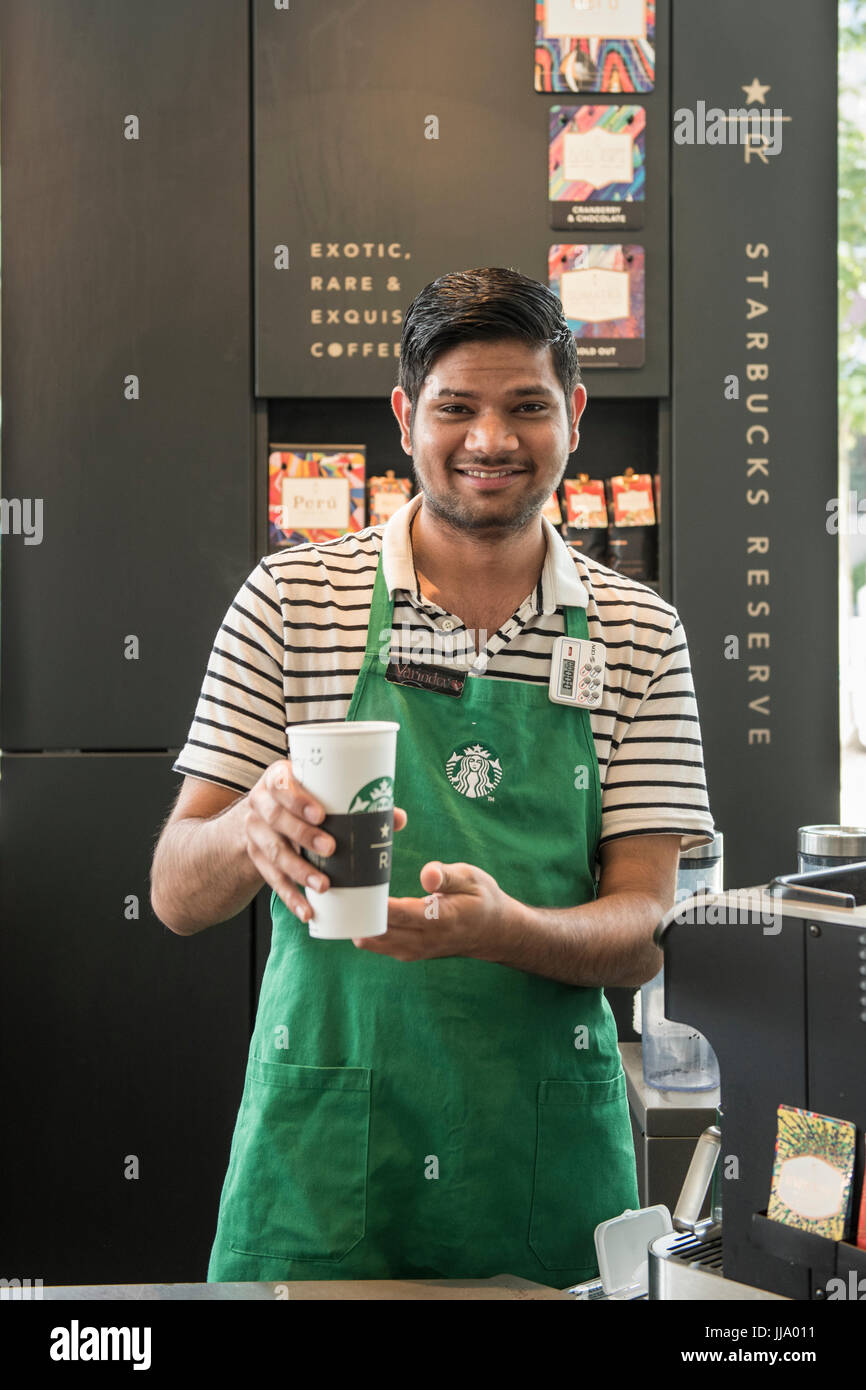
432,385,556,399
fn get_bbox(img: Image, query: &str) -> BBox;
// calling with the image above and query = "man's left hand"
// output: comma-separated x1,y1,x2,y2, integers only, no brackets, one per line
352,861,513,961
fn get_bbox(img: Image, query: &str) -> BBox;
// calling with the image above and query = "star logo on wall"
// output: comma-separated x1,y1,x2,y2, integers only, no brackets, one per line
742,77,771,105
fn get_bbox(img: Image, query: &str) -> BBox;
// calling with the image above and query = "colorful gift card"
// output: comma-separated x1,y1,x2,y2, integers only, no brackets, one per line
549,105,646,230
268,445,365,549
767,1105,857,1242
549,244,645,368
858,1135,866,1250
368,471,412,527
535,0,655,94
542,491,564,525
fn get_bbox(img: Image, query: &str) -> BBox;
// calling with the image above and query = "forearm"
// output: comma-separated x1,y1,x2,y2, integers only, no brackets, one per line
483,890,667,988
150,797,264,936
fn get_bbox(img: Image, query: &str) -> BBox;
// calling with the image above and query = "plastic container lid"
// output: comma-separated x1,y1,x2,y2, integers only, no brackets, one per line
798,825,866,857
594,1204,673,1296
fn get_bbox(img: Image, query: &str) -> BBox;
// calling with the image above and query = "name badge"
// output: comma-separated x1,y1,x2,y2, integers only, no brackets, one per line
549,635,606,708
386,658,466,698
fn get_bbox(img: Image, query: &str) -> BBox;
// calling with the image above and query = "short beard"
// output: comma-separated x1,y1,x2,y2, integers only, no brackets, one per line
414,476,555,535
409,438,566,535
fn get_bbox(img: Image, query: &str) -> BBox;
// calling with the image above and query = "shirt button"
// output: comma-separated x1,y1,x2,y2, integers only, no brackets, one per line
440,618,456,631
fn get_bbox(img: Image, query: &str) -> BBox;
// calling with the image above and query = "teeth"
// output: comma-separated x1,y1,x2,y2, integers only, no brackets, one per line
460,469,520,479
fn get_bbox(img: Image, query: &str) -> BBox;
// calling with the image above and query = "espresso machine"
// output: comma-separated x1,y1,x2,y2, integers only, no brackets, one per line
647,863,866,1300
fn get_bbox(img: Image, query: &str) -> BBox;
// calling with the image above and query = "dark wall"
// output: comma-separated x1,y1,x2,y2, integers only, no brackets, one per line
0,0,256,1283
253,0,671,398
0,0,256,751
0,755,252,1286
670,0,839,888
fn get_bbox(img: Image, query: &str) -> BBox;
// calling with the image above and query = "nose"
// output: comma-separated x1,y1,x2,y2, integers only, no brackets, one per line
462,409,520,456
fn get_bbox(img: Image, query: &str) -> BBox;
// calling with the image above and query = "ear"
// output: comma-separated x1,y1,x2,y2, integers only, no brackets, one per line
569,384,588,454
391,386,413,455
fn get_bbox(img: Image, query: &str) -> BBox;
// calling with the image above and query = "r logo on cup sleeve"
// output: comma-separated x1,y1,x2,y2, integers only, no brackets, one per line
302,810,394,888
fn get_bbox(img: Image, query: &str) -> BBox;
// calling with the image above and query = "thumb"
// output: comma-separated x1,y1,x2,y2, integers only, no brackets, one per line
419,861,446,893
420,861,475,894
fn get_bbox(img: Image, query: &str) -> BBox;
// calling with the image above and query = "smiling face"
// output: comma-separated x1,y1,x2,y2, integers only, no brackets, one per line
392,338,587,535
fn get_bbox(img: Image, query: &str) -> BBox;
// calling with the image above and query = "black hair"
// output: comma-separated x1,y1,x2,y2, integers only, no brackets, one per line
397,267,581,408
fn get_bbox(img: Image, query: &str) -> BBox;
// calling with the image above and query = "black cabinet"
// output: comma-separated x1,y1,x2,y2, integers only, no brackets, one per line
0,753,252,1285
0,0,255,750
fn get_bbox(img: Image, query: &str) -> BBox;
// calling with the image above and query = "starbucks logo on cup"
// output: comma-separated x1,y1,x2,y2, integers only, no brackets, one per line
348,777,394,814
445,742,502,800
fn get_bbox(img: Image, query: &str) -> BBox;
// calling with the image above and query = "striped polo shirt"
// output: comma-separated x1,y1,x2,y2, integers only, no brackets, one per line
173,492,715,850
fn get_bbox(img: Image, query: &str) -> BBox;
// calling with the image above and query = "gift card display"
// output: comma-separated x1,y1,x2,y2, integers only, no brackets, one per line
542,491,564,525
549,105,645,230
549,244,645,367
269,445,365,549
368,471,412,527
561,477,608,563
767,1105,857,1242
564,477,608,528
535,0,655,94
608,472,656,526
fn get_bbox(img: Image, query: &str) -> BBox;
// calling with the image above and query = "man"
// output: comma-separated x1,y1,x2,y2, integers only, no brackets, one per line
150,267,714,1287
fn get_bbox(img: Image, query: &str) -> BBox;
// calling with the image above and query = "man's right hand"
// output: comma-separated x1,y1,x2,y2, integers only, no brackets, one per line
243,759,407,924
243,759,337,923
150,758,406,935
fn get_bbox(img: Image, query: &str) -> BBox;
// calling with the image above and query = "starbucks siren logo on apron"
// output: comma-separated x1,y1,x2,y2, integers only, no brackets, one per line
445,742,503,800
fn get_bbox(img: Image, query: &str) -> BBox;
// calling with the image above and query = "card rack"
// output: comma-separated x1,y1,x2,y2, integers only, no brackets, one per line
750,1211,866,1296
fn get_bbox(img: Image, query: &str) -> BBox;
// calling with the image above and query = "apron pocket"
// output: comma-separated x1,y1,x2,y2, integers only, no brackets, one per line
225,1056,371,1264
529,1072,636,1273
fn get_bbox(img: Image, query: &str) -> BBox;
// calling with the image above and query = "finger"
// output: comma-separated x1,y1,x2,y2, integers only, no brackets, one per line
419,856,461,889
247,849,313,923
265,759,330,833
250,770,337,862
246,820,331,898
352,932,418,962
386,896,436,930
418,861,475,894
394,808,408,831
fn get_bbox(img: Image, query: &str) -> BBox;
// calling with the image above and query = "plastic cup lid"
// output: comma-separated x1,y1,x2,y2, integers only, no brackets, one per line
594,1205,673,1295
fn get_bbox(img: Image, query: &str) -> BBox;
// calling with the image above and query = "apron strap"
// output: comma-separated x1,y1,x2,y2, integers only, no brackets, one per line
364,553,397,668
564,599,590,641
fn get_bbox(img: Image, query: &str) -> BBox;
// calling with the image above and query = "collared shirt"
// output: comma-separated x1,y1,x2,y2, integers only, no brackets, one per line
383,495,588,674
172,495,714,850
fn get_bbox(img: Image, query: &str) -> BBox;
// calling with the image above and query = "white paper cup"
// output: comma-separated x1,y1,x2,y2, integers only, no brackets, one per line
287,721,400,939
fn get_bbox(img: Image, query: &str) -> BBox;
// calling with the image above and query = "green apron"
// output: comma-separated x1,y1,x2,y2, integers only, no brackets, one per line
207,553,638,1285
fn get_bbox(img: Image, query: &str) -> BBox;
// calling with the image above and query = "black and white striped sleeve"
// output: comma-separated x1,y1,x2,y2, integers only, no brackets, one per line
171,561,288,794
599,612,715,850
